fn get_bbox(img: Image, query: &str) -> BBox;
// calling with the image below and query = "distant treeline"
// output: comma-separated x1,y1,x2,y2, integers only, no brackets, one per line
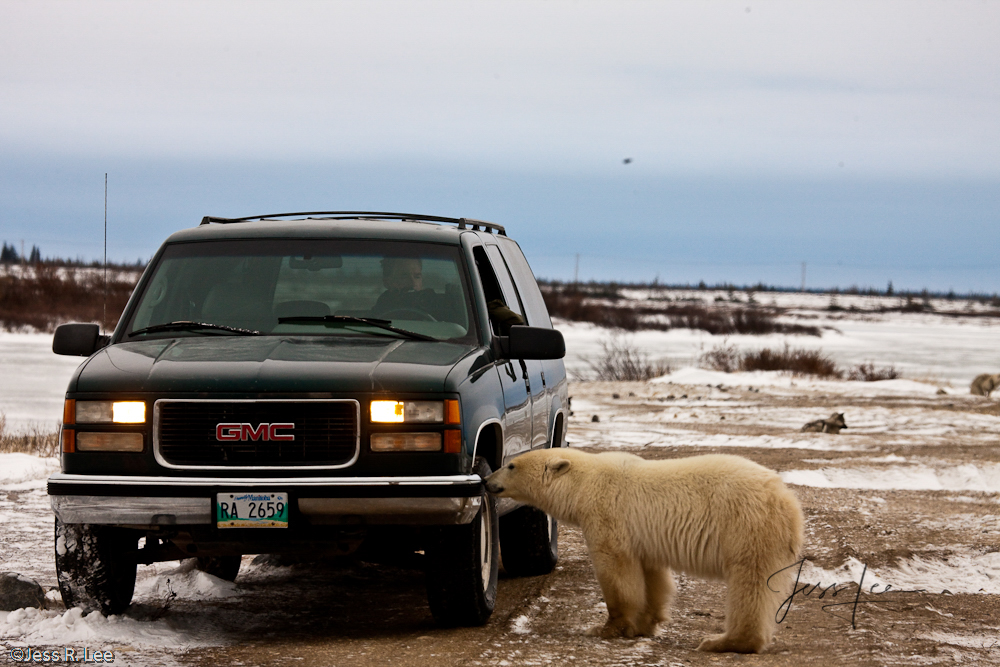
0,263,142,332
0,241,149,269
538,278,1000,305
539,280,1000,333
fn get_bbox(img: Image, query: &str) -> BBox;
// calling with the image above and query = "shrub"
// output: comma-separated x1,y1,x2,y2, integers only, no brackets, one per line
847,362,900,382
700,343,842,378
541,286,820,336
740,345,842,378
699,342,740,373
585,335,671,382
0,413,59,457
0,264,140,332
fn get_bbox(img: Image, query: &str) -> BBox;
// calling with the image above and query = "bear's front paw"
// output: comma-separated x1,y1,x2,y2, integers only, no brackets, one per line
588,621,638,639
697,634,728,652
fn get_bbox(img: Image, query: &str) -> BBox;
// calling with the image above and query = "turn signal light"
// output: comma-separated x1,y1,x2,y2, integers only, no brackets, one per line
443,430,462,453
371,433,442,452
444,399,460,425
76,432,144,452
61,428,75,453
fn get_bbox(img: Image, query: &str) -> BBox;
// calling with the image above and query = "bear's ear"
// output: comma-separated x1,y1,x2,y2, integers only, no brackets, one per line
543,458,571,484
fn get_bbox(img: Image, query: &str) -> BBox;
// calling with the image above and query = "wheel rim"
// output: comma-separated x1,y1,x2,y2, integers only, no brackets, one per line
480,500,492,590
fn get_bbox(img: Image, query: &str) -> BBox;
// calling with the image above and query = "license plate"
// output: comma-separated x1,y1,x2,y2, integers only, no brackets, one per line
216,492,289,528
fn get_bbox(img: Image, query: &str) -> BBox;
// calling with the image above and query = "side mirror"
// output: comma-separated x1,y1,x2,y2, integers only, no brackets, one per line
496,326,565,360
52,323,110,357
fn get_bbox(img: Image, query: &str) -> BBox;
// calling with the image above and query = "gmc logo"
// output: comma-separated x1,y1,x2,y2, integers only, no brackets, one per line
216,423,295,442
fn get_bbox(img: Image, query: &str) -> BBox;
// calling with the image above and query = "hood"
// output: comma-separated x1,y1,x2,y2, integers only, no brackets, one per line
71,336,477,395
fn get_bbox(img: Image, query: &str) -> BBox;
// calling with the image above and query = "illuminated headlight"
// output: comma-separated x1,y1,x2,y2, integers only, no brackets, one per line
76,401,147,424
371,433,441,452
371,400,454,424
77,432,144,452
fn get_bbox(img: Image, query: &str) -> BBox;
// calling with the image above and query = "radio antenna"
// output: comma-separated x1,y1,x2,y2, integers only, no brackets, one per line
104,173,108,333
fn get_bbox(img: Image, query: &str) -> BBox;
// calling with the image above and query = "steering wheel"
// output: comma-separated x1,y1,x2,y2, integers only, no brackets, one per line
379,308,437,322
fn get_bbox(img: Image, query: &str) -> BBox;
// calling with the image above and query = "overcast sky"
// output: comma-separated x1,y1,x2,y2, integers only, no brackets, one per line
2,1,998,291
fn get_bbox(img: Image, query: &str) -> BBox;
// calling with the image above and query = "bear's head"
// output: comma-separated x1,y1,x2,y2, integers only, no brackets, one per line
483,449,577,517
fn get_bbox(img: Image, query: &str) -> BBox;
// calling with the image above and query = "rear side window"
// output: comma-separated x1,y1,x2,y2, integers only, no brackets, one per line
495,237,552,328
472,245,525,337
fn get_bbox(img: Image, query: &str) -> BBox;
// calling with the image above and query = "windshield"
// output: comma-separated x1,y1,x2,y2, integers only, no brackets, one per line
123,239,477,342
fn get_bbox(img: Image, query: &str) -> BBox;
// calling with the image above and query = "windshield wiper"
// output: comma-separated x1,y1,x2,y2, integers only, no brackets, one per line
128,321,262,337
278,315,437,342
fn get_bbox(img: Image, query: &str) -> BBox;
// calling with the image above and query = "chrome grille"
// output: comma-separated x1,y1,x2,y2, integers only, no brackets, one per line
154,400,359,469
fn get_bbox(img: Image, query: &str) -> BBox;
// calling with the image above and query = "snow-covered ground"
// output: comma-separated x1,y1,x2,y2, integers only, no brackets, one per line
558,313,998,385
0,333,82,434
1,296,998,664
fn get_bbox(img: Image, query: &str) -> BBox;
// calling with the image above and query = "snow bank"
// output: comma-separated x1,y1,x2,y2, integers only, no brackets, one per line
782,463,1000,492
800,552,1000,595
652,367,946,396
0,453,59,484
134,561,240,601
0,564,240,652
0,606,215,649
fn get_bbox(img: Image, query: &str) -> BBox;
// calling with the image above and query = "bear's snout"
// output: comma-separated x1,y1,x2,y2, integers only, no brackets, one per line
483,471,505,495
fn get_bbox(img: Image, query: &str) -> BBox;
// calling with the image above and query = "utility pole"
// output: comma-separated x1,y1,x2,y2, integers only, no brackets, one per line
104,173,108,332
801,262,806,292
573,253,580,288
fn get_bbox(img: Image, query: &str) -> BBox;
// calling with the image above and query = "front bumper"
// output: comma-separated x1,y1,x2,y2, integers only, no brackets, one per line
48,473,484,526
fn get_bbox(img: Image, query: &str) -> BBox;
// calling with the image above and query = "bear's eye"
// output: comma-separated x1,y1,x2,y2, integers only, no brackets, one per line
507,463,515,470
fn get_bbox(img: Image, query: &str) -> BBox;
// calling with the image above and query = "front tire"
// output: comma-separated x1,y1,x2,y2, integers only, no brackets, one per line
500,505,558,576
425,457,499,627
55,519,138,615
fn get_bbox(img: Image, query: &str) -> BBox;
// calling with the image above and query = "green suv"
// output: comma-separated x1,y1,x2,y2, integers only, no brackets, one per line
49,212,568,626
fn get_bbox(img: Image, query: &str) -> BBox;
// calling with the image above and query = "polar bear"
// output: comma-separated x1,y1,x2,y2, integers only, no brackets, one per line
485,449,804,653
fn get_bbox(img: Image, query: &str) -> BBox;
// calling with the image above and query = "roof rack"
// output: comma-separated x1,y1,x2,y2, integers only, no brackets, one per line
199,211,505,235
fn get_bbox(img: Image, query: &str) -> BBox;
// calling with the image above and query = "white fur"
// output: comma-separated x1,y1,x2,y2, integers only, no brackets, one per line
486,449,804,653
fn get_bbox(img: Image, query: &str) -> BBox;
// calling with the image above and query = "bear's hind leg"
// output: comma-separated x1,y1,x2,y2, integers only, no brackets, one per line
697,569,778,654
586,552,647,639
636,566,674,636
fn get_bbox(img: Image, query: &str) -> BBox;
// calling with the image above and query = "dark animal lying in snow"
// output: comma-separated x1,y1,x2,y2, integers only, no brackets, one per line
801,412,847,434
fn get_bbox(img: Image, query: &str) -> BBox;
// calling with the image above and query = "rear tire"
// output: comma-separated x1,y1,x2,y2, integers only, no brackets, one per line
500,505,558,576
55,518,138,615
425,457,499,627
195,555,242,582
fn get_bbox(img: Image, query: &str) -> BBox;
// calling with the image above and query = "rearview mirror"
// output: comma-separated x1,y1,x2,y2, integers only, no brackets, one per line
289,255,343,270
52,323,110,357
496,326,565,360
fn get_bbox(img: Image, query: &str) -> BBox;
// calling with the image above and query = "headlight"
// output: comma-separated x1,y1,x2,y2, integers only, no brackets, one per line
75,400,147,424
370,400,459,424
